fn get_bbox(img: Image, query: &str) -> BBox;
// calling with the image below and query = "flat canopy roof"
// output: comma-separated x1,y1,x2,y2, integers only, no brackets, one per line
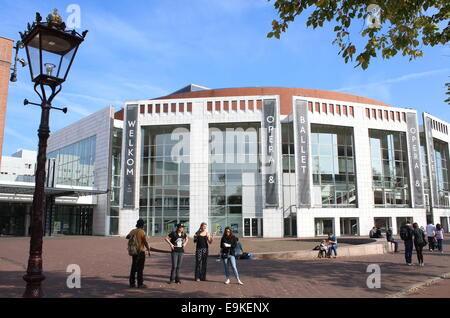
0,184,107,197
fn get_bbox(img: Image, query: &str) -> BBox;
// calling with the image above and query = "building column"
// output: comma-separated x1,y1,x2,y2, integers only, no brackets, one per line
189,101,209,237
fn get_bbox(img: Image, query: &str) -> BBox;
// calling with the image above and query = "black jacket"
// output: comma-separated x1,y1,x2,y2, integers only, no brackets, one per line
220,235,238,256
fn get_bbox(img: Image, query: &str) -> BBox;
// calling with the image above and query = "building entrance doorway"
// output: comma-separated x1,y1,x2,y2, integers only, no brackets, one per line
315,218,334,236
243,218,262,237
284,215,297,237
340,218,359,236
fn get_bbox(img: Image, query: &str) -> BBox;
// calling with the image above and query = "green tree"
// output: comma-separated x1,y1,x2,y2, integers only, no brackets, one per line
268,0,449,102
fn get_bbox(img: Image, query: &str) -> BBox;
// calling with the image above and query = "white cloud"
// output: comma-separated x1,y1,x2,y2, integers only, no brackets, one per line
334,68,450,92
4,127,35,146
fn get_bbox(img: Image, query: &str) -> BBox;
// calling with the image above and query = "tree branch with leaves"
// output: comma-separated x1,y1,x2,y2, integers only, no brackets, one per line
268,0,450,103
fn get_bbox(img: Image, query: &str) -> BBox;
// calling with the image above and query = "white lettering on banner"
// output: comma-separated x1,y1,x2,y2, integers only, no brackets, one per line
126,119,136,177
298,115,308,176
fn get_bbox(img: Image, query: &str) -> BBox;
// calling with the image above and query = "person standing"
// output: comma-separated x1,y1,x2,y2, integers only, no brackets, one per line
413,222,427,266
193,222,213,282
400,221,414,266
386,227,399,253
165,224,188,284
220,227,243,285
126,219,151,288
426,222,436,251
435,223,445,253
327,232,338,258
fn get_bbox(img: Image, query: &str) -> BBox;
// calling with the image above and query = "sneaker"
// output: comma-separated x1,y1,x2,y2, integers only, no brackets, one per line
129,284,136,288
137,284,148,289
176,281,181,284
195,279,200,282
420,263,425,267
224,279,230,284
167,280,175,284
407,263,413,266
237,279,244,285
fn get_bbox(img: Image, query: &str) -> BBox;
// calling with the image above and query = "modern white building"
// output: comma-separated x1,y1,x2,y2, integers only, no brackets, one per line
2,85,449,238
0,149,37,182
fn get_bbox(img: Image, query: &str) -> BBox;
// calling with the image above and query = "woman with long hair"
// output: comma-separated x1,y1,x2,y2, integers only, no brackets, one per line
435,223,445,253
164,223,188,284
193,222,213,281
220,226,243,285
412,222,426,266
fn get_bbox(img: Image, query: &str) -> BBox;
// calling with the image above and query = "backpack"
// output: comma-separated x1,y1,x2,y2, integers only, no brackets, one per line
415,229,427,248
400,226,412,241
127,230,139,256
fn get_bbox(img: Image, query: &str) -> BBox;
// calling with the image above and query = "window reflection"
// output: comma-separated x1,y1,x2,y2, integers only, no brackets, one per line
311,124,357,207
370,129,410,207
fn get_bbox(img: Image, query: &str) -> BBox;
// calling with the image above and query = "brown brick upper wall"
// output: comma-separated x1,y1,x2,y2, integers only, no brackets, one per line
0,37,14,163
115,86,390,119
154,87,390,115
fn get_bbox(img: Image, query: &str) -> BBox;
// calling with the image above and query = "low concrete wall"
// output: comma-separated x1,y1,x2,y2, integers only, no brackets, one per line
252,239,395,260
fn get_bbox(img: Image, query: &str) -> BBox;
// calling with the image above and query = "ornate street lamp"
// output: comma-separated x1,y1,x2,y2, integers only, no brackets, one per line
19,9,87,298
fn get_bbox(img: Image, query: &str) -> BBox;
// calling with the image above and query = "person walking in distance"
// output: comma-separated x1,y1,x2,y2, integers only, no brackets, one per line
126,219,151,288
220,227,243,285
435,223,445,253
193,222,213,282
426,222,436,252
399,221,414,266
165,224,188,284
413,222,427,267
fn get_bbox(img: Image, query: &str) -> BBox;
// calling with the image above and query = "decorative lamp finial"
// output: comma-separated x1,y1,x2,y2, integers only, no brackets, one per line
46,8,63,27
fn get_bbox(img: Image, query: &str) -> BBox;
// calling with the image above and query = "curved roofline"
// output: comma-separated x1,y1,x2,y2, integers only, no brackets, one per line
153,86,390,115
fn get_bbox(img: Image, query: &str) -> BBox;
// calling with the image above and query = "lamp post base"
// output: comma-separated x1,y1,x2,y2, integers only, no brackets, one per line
23,272,46,298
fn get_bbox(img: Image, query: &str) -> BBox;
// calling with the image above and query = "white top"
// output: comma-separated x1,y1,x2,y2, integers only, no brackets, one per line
426,224,436,237
436,229,444,240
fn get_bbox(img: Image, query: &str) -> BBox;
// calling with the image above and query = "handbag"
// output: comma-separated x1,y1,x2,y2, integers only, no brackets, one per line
220,249,229,259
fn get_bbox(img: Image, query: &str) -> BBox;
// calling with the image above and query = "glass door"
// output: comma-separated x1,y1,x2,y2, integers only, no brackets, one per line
244,218,261,237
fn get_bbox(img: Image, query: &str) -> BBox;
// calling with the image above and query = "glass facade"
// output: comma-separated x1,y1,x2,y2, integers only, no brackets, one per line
48,136,96,187
282,122,296,236
311,125,357,207
370,130,410,207
140,125,190,236
209,123,261,236
433,139,450,207
50,206,93,235
0,203,30,236
109,128,122,235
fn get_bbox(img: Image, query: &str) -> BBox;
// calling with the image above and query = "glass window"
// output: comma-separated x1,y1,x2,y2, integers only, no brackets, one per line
369,129,410,207
310,124,357,207
209,123,261,234
139,125,190,236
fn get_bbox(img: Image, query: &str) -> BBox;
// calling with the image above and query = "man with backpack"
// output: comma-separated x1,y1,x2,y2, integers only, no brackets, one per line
126,219,151,288
399,221,414,266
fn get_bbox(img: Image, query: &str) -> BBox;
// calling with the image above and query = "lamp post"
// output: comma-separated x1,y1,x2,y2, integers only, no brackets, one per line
18,9,87,298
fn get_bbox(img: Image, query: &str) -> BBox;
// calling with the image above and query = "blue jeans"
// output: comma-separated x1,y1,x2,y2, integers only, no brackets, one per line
328,244,337,256
170,251,184,282
437,239,443,252
223,255,239,279
404,240,413,264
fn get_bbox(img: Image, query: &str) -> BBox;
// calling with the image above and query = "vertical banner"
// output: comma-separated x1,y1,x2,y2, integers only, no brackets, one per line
406,112,424,207
262,99,279,208
423,114,438,207
293,99,311,208
122,104,138,209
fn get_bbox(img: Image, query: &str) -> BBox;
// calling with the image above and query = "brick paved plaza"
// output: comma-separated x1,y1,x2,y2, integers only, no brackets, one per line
0,236,449,298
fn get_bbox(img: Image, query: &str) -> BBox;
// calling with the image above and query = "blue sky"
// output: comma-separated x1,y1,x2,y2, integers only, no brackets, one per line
1,0,449,155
